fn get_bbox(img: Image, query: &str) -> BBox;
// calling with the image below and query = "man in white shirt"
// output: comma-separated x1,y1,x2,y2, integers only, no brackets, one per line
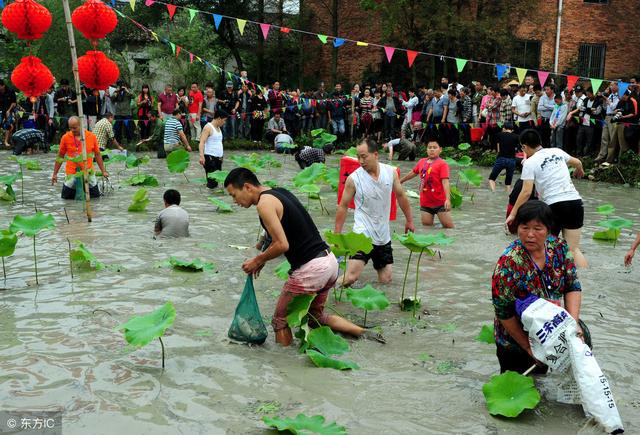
511,85,534,130
154,189,189,238
595,82,619,163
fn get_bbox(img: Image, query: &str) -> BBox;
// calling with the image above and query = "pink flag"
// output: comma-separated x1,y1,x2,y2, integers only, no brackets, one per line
260,23,270,40
384,46,395,63
537,71,550,87
166,4,177,19
406,50,418,68
144,0,154,6
189,52,194,63
566,75,579,92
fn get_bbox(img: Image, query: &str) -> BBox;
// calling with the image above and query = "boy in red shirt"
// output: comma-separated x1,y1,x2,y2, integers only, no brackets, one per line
188,82,204,141
400,140,454,228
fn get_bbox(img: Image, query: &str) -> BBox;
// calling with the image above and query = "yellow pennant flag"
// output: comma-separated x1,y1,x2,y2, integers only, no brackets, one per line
150,32,159,42
356,41,368,47
236,19,247,35
129,0,135,11
516,67,528,84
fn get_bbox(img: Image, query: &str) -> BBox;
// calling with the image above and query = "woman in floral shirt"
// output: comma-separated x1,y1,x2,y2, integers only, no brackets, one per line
492,200,583,374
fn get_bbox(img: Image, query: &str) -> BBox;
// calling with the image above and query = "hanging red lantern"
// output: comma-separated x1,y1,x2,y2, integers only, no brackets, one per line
71,0,117,40
11,56,55,98
1,0,52,40
77,51,119,91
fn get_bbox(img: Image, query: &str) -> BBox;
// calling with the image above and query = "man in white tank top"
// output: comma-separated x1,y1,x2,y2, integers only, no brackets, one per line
335,139,415,286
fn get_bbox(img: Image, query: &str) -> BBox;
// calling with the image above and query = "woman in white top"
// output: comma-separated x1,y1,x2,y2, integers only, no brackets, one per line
199,110,228,189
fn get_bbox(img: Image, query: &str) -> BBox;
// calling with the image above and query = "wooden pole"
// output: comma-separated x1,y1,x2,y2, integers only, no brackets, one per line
62,0,92,222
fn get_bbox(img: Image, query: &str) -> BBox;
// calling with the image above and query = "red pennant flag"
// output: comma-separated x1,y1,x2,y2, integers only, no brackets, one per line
189,52,194,63
175,46,181,58
280,27,290,33
406,50,418,68
166,4,177,19
384,46,395,63
566,75,579,92
260,23,270,40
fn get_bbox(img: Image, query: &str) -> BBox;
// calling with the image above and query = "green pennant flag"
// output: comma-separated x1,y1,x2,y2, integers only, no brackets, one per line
590,78,603,93
422,122,427,128
455,58,468,73
516,67,528,84
590,118,596,125
227,72,233,80
436,124,440,130
55,116,60,122
497,121,504,128
169,42,176,55
454,122,459,129
574,116,579,122
188,8,197,23
317,34,328,44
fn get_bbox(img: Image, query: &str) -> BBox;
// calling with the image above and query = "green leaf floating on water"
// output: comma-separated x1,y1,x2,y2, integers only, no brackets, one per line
168,256,215,272
393,231,453,254
70,241,105,270
324,230,373,257
482,370,541,417
231,155,263,172
286,294,316,328
9,212,56,237
450,186,463,208
208,196,233,212
595,204,615,216
346,285,389,312
125,153,150,168
207,170,230,184
0,185,16,202
593,228,620,241
0,229,18,257
305,349,359,370
263,413,347,435
128,188,150,212
125,174,159,187
459,169,483,187
166,149,190,173
457,142,471,151
596,218,633,230
307,326,350,356
293,163,327,187
0,173,19,187
10,155,41,170
274,259,291,280
116,302,176,348
475,324,496,344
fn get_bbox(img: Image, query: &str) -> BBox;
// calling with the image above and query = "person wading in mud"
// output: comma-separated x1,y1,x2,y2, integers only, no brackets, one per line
224,168,385,346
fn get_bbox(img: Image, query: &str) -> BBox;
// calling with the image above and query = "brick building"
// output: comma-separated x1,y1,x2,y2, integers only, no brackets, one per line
305,0,640,85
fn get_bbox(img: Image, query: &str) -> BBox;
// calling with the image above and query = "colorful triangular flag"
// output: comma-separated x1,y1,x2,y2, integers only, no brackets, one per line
260,23,270,40
236,19,246,35
537,70,549,87
166,3,176,19
175,46,181,58
213,14,222,30
169,42,176,55
280,27,290,33
189,53,194,63
133,120,138,126
407,50,418,68
496,64,509,80
317,34,328,44
516,67,527,84
144,0,154,6
455,58,467,73
129,0,135,11
150,31,159,42
333,38,345,48
566,75,579,92
590,78,603,93
356,41,368,46
618,81,630,96
188,8,197,23
384,46,395,63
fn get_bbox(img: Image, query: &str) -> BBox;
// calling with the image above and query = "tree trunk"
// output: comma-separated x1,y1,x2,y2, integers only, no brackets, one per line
257,0,265,83
298,0,305,89
276,0,284,81
330,0,338,85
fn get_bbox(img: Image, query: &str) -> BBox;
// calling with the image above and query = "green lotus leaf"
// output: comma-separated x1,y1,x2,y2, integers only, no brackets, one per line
70,241,105,270
0,229,18,257
286,294,316,328
166,149,190,173
0,185,16,202
313,132,337,148
168,256,215,272
25,160,41,170
475,324,496,344
279,142,297,149
405,189,420,199
457,155,473,166
0,173,19,186
259,154,282,168
125,174,159,187
482,370,541,417
592,228,620,241
264,180,279,188
393,231,453,253
208,196,233,212
9,212,56,237
399,298,421,312
324,230,373,256
450,186,463,208
457,142,471,151
595,204,615,216
310,128,324,137
323,167,340,191
293,163,327,187
116,302,176,348
207,170,230,184
128,188,150,212
231,155,263,172
346,285,389,312
263,413,347,435
274,259,291,280
344,147,357,157
125,153,150,168
307,326,350,356
597,218,633,230
444,157,458,167
299,184,321,195
306,349,359,371
459,169,483,187
49,144,60,152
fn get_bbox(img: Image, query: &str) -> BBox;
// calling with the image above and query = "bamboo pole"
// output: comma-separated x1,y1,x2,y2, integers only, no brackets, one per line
62,0,92,222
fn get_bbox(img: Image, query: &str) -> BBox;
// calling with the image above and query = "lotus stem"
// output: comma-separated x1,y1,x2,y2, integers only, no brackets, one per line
413,249,424,317
363,310,368,328
67,238,74,280
63,207,70,224
400,251,412,303
33,236,38,285
183,173,189,184
2,257,5,280
338,257,348,302
20,166,24,203
159,336,165,369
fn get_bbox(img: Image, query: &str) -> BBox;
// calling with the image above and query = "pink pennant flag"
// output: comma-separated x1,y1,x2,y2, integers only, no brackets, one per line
406,50,418,68
384,46,395,63
166,4,177,19
189,52,194,63
144,0,154,6
537,71,550,87
260,23,270,40
143,120,149,126
566,75,579,92
175,45,181,58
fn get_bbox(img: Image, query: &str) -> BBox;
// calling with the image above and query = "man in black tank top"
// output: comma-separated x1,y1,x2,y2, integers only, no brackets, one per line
224,168,384,346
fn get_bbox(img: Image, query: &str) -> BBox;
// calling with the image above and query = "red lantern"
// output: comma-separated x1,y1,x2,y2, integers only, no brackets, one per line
11,56,55,98
77,51,119,91
1,0,52,40
71,0,117,40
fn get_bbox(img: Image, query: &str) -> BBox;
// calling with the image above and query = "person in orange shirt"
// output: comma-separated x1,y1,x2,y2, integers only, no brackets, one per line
51,116,109,199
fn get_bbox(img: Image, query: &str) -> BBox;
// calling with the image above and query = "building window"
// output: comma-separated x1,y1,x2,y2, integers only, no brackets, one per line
583,0,608,4
512,40,541,70
578,43,606,78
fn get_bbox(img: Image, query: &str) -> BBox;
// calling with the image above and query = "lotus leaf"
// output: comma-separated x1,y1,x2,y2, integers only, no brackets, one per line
450,186,463,208
306,349,359,371
405,189,420,199
264,180,279,188
125,154,150,168
393,231,452,254
286,294,316,328
299,184,321,199
168,256,215,272
50,144,60,152
323,167,340,191
9,212,56,237
482,370,541,417
444,157,458,167
310,128,324,137
293,163,327,187
166,149,190,173
593,228,620,242
596,218,633,230
70,242,105,270
313,132,337,148
231,155,263,172
344,147,357,157
208,197,233,212
0,185,16,202
116,302,176,348
457,142,471,151
274,259,291,280
324,230,373,256
125,174,159,186
128,188,150,212
399,298,421,311
263,413,347,435
457,155,473,166
596,204,615,216
207,170,230,184
476,324,495,344
0,173,19,186
307,326,349,356
0,229,18,257
259,154,282,168
459,169,483,187
346,285,389,312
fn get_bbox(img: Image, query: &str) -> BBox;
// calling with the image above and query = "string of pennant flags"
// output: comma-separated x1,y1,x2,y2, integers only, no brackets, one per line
108,0,635,96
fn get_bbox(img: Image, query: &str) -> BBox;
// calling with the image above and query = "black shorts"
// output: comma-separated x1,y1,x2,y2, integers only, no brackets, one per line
61,183,101,200
420,205,445,215
350,241,393,270
549,199,584,234
496,345,547,375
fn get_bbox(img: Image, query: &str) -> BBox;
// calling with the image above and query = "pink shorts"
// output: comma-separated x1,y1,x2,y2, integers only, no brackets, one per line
272,252,339,331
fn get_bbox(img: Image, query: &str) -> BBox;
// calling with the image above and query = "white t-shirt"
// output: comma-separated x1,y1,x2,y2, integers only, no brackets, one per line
351,163,395,245
512,94,534,122
521,148,581,205
203,122,223,157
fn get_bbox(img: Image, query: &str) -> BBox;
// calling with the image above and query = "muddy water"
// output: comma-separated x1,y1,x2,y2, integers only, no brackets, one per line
0,149,638,434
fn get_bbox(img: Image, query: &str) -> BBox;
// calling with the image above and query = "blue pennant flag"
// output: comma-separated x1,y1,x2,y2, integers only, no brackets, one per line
110,0,115,6
618,82,630,96
213,14,222,30
333,38,345,48
496,64,509,81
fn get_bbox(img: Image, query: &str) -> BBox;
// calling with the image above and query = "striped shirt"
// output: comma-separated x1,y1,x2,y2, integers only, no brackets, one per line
163,117,183,144
93,117,114,149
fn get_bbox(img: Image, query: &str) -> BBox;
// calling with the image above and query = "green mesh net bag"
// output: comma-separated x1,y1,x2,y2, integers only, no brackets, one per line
228,275,268,344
